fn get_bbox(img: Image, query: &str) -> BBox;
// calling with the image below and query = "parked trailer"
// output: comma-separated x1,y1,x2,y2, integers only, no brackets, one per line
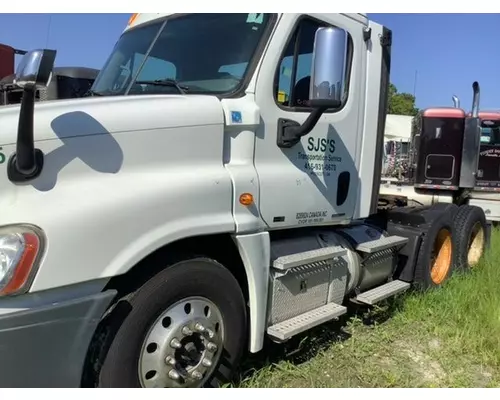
0,13,487,388
382,114,413,179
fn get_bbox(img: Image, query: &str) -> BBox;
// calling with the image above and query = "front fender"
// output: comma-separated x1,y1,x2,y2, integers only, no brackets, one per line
13,156,234,293
0,95,236,292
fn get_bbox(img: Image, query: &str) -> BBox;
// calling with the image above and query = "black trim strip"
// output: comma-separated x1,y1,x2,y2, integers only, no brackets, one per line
370,26,392,215
288,26,301,107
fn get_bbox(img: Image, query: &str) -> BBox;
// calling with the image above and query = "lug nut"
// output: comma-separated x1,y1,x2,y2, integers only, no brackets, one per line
182,326,193,336
205,328,215,339
170,338,182,349
206,342,217,352
202,358,212,367
194,323,206,333
168,369,181,380
191,371,203,380
165,356,176,366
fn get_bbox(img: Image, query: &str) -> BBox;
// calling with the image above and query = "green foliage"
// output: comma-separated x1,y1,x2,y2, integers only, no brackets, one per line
388,83,419,116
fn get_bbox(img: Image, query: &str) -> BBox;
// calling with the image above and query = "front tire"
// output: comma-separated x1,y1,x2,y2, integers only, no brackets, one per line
97,257,247,388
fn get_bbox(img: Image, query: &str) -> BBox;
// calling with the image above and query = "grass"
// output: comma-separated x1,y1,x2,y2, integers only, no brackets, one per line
231,229,500,388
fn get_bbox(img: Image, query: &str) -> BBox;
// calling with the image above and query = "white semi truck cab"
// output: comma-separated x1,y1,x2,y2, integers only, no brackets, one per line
0,13,486,388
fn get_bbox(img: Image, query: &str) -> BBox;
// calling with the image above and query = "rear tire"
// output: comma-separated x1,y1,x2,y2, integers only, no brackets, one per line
413,212,455,291
453,205,487,271
97,257,247,388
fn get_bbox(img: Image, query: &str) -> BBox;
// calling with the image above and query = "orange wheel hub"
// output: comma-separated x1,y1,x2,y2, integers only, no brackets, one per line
430,229,452,285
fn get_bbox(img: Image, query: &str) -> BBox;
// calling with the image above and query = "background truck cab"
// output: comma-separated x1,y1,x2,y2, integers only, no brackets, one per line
0,42,99,105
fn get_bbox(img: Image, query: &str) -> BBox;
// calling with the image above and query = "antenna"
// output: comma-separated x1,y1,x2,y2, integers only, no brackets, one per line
45,14,52,48
413,70,418,98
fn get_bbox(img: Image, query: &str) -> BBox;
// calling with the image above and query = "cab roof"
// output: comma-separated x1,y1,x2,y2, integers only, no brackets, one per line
124,13,369,31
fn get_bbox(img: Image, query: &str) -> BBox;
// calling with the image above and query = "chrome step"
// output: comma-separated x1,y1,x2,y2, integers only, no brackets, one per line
356,235,408,254
267,303,347,341
272,245,346,271
355,280,411,305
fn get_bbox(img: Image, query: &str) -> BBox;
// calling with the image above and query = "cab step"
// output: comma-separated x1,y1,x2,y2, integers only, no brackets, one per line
356,235,408,254
355,280,411,305
267,303,347,341
273,245,347,271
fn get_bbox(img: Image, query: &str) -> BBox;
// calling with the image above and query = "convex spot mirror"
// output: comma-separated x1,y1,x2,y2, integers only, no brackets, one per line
309,27,348,109
14,49,57,90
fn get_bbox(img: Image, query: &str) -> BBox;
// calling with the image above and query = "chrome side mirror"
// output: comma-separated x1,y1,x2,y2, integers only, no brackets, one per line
14,49,56,90
309,27,348,109
7,49,56,183
276,26,348,148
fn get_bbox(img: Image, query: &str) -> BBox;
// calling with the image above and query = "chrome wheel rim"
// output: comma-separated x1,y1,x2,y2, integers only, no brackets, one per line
138,297,224,388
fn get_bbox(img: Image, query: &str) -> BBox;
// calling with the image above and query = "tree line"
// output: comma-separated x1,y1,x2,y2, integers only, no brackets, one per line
388,83,418,116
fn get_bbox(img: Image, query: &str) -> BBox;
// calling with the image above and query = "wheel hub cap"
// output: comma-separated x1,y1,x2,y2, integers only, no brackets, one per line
138,297,224,388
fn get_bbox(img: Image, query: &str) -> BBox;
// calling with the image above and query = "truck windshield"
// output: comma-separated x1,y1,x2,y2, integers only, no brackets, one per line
91,13,271,97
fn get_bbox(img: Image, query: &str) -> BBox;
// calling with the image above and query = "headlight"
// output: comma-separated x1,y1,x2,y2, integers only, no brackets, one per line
0,225,44,296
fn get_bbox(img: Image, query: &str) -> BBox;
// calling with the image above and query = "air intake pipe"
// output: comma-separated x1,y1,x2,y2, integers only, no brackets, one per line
452,95,460,108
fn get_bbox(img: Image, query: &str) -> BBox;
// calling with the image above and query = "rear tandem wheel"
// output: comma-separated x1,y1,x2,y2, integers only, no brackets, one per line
412,212,455,291
452,205,487,271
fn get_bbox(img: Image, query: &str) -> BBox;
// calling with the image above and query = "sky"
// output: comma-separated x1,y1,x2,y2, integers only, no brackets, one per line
0,13,499,110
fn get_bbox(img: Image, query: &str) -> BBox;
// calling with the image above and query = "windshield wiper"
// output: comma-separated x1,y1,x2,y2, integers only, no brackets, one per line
135,78,188,94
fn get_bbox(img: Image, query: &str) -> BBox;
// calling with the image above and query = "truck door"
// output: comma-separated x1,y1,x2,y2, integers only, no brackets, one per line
253,14,366,229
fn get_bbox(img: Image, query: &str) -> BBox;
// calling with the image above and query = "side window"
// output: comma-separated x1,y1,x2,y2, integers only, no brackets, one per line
480,127,492,144
275,18,353,110
482,125,500,146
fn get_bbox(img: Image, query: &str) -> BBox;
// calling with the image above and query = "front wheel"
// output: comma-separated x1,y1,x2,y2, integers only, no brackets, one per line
96,257,247,388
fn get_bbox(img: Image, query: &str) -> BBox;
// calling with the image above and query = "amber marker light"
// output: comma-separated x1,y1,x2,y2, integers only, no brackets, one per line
128,13,139,26
239,193,254,206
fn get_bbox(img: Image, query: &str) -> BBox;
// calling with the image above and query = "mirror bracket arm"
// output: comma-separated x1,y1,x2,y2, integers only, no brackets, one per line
7,86,45,183
277,106,328,148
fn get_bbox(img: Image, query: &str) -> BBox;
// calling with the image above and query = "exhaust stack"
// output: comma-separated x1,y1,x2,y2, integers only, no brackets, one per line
452,95,460,108
471,81,480,118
